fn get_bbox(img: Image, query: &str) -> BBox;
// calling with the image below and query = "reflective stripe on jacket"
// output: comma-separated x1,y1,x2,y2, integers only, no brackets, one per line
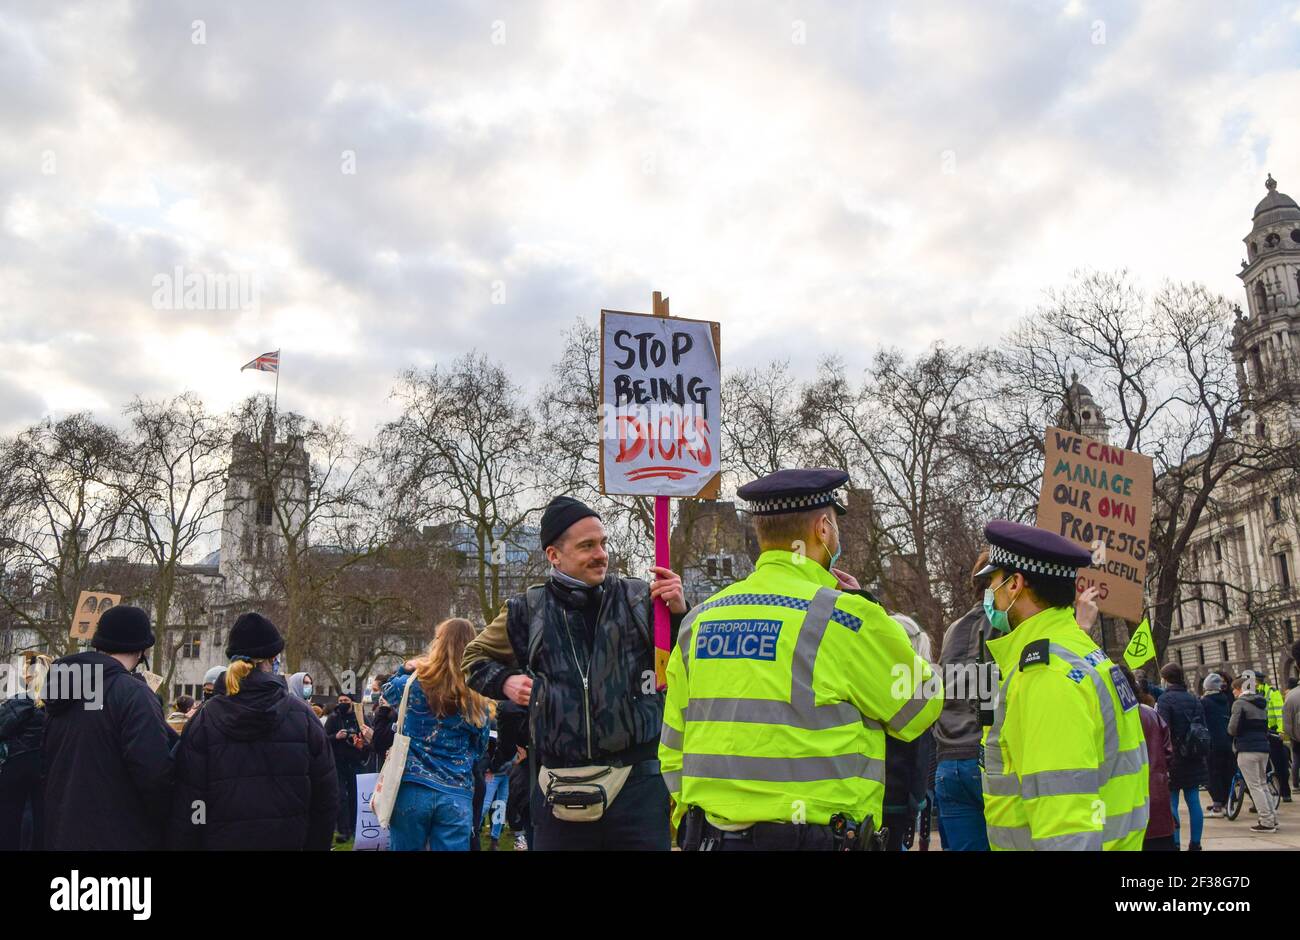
981,606,1149,851
659,549,942,828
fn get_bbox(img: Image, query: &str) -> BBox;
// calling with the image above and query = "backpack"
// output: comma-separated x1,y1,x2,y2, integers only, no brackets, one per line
1179,715,1212,761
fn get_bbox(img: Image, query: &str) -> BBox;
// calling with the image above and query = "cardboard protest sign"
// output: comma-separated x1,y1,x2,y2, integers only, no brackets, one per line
600,309,722,498
1036,427,1154,622
353,772,390,851
70,591,121,641
140,669,165,694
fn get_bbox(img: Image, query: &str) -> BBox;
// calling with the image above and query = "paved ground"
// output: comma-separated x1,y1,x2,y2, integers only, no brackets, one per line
1197,789,1300,850
911,785,1300,851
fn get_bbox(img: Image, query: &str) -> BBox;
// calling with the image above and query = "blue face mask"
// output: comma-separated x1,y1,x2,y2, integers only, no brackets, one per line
983,575,1018,634
822,520,842,570
302,684,313,699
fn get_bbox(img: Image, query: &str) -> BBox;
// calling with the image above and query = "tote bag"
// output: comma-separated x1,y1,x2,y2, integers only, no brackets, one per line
369,672,416,827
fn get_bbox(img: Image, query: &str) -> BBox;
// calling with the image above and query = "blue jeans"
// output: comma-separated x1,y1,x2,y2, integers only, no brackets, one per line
478,772,510,840
1170,787,1203,848
389,782,473,851
935,758,989,851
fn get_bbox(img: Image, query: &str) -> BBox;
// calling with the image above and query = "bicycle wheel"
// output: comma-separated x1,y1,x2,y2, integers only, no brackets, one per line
1226,774,1245,820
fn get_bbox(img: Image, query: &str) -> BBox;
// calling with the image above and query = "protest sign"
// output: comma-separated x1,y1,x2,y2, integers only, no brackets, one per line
140,669,165,694
599,294,723,688
354,772,390,851
600,307,721,498
70,591,121,641
1036,426,1154,622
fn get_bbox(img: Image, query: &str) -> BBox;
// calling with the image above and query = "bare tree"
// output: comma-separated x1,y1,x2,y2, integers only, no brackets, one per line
0,414,136,655
303,539,461,695
801,345,988,645
380,353,540,623
114,392,229,689
723,359,808,483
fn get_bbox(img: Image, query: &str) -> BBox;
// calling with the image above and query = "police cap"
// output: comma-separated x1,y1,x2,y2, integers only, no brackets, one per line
975,519,1093,580
737,468,849,517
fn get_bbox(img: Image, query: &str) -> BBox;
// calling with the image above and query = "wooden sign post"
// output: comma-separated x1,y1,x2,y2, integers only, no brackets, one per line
599,291,722,688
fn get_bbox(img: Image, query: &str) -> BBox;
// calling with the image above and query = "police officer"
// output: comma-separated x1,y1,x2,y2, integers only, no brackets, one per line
660,468,943,851
977,520,1149,850
1256,671,1292,802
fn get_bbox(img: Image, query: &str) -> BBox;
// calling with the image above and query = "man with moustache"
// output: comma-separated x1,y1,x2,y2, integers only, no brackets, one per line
462,496,687,850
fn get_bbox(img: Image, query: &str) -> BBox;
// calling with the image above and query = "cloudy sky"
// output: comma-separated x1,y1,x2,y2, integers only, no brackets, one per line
1,0,1298,440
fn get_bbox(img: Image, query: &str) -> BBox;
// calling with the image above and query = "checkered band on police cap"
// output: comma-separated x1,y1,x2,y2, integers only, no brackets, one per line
987,542,1079,580
745,488,844,516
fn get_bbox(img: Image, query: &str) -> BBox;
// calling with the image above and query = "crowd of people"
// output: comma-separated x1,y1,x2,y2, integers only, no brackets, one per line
0,605,531,851
0,473,1298,853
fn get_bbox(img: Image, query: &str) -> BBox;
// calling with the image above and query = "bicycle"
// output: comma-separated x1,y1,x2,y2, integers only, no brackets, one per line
1225,763,1280,820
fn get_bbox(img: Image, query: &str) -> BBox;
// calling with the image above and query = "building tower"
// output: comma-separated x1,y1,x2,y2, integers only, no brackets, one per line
217,419,310,604
1058,372,1111,443
1231,174,1300,437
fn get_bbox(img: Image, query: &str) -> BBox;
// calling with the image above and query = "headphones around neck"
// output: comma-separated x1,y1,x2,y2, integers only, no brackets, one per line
548,575,604,610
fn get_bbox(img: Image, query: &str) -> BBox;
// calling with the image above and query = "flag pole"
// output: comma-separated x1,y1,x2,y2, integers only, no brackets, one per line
273,350,280,419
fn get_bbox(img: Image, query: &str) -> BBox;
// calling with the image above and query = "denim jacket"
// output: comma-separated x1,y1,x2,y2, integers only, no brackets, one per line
382,669,491,796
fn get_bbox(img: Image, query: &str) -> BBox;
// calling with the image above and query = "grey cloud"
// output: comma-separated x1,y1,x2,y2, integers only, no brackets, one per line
0,0,1295,441
0,373,46,428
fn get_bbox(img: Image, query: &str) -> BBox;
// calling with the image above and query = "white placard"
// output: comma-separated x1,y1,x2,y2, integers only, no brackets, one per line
600,309,721,497
353,772,389,851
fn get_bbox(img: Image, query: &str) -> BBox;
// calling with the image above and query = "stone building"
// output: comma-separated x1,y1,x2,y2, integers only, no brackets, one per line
1164,175,1300,687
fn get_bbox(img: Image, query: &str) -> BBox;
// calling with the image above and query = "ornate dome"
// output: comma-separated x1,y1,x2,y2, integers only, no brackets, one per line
1252,174,1300,228
1059,372,1109,441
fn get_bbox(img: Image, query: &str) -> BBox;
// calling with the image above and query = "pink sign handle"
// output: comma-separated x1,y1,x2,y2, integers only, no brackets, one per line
653,494,671,690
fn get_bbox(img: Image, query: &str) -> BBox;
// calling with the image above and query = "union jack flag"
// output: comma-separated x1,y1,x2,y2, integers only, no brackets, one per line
240,350,279,373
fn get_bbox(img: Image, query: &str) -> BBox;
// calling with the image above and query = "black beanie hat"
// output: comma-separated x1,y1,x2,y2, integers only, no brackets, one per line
539,496,601,549
91,605,155,653
226,612,285,660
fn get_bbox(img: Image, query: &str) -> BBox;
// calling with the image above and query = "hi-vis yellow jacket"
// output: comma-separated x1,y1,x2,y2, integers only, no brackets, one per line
982,606,1150,851
1263,684,1285,735
659,550,942,828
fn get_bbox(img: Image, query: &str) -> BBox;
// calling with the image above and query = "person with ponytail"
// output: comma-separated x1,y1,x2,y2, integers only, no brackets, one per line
167,612,338,850
381,618,493,851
